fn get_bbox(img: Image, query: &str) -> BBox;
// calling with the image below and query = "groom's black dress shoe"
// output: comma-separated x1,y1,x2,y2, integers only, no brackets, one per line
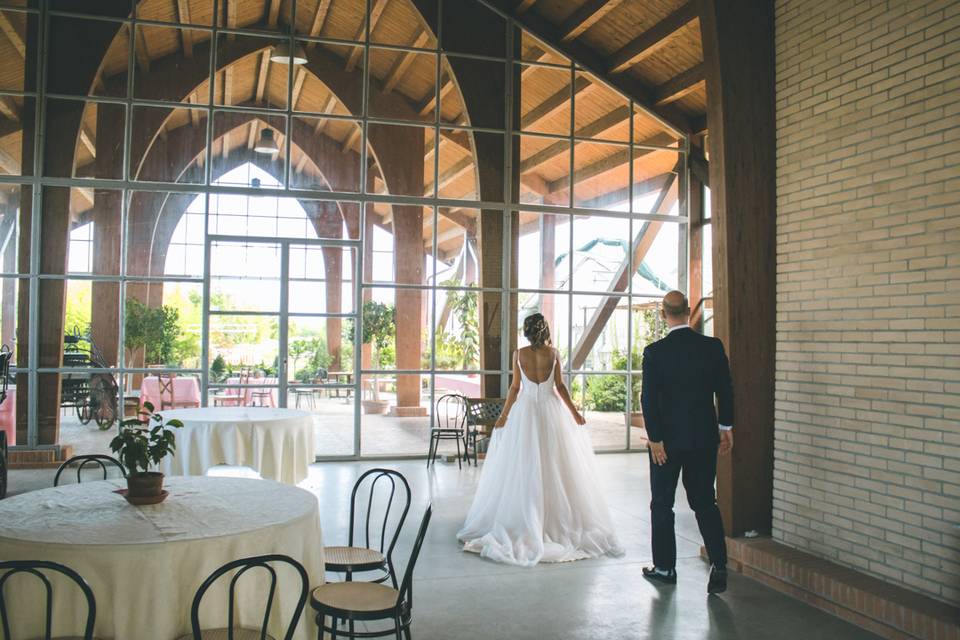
642,567,677,585
707,565,727,594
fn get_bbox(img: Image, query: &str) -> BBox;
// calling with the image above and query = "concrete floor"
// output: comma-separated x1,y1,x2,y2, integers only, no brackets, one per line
5,455,881,640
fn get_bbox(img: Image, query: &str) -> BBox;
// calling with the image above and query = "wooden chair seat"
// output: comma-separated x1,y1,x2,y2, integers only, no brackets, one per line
324,545,385,571
311,581,399,616
176,628,276,640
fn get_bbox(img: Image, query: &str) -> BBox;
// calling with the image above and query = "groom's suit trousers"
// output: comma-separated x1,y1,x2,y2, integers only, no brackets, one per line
649,445,727,570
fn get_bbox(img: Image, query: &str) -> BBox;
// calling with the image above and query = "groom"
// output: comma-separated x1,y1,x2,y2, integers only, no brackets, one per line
640,291,734,594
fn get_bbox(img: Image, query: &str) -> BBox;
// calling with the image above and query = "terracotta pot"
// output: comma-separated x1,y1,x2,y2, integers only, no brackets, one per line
361,400,390,415
127,471,165,498
629,412,646,428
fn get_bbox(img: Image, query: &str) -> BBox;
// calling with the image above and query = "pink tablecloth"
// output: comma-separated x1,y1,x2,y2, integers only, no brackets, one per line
140,376,201,409
0,385,14,446
213,377,278,408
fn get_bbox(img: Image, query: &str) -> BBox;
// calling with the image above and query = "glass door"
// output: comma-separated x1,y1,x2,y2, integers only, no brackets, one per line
205,236,359,458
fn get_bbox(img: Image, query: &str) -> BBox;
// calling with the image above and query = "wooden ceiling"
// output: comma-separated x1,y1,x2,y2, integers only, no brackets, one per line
0,0,706,262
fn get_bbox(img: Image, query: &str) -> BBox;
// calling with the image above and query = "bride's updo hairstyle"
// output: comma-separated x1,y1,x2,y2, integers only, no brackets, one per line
523,313,551,349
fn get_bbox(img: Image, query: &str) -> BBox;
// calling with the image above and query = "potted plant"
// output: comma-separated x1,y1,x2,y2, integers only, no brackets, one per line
109,401,183,504
348,301,395,414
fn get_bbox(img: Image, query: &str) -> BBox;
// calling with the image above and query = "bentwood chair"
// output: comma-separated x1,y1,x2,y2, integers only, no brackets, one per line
426,394,467,469
324,469,411,587
0,559,97,640
0,431,7,500
158,373,177,411
311,504,432,640
180,554,309,640
54,455,126,487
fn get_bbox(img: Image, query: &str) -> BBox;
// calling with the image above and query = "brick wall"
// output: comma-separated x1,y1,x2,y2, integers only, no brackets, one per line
773,0,960,605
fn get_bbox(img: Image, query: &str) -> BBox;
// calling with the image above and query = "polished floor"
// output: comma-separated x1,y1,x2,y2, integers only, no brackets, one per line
6,455,881,639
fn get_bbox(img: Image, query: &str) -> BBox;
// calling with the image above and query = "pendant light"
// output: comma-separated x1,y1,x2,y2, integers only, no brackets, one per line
270,40,307,65
254,128,279,154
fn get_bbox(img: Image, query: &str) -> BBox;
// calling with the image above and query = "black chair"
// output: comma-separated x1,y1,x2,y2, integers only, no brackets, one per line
426,394,467,469
0,430,7,500
0,559,97,640
180,554,309,640
464,398,505,466
325,469,411,587
311,504,432,640
54,455,126,487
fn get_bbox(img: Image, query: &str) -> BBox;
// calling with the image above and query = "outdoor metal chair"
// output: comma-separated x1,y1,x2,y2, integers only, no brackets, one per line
426,394,467,469
0,559,97,640
464,397,505,466
54,454,126,486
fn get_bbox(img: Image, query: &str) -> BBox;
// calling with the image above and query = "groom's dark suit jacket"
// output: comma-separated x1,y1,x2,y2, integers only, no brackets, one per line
640,327,734,451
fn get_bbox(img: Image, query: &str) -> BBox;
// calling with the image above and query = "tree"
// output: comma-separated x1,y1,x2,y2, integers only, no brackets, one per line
124,299,182,366
346,301,395,401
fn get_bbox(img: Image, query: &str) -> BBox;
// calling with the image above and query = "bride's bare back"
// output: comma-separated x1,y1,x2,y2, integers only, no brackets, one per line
517,345,557,384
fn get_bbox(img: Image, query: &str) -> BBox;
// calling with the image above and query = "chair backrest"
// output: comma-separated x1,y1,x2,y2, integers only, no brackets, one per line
54,455,127,486
435,394,467,431
0,559,97,640
465,398,505,428
396,504,433,612
189,554,308,640
348,468,412,589
0,345,11,405
158,373,176,405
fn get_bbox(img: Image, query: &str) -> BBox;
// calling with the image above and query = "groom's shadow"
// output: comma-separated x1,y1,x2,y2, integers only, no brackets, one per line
707,594,741,639
646,586,677,636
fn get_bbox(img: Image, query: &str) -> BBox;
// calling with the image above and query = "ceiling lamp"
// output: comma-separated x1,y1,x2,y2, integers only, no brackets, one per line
254,128,279,154
270,41,307,65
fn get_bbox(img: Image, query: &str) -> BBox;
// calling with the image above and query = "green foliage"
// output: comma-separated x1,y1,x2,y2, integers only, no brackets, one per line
109,402,183,476
584,375,627,412
346,301,395,368
449,290,479,368
433,330,463,369
124,299,182,366
64,281,92,337
210,354,227,382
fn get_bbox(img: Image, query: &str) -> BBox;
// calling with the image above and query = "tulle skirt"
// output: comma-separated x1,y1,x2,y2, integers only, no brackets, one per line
456,389,625,567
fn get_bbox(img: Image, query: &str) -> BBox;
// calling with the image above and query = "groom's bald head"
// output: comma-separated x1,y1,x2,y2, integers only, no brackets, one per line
662,291,690,320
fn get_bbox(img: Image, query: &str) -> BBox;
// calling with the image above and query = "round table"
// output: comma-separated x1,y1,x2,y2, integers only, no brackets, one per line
0,476,324,639
161,407,315,485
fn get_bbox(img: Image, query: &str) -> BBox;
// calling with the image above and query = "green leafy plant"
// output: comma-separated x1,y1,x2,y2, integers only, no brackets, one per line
124,299,182,366
210,354,227,383
109,402,183,476
346,301,395,401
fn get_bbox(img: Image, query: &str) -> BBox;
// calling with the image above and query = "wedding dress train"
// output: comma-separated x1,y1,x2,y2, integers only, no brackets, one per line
457,356,624,567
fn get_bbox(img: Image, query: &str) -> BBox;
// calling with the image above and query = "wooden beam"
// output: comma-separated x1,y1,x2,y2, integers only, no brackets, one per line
291,68,307,109
418,74,453,117
515,0,537,13
79,128,97,158
314,94,338,134
266,0,282,29
346,0,388,72
306,0,332,45
438,208,477,234
384,30,430,94
0,96,19,123
188,92,201,128
223,65,234,106
77,187,95,206
570,173,677,369
0,11,25,57
426,155,472,195
226,0,238,30
134,25,151,73
341,125,361,153
654,63,704,106
521,74,593,130
246,120,257,149
176,0,194,57
255,50,270,103
295,153,309,173
608,3,698,73
560,0,624,42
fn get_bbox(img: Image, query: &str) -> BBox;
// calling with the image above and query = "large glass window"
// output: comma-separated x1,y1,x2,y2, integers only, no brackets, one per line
4,0,689,456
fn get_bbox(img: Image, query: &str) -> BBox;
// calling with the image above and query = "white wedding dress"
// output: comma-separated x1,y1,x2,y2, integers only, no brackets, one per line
457,353,625,566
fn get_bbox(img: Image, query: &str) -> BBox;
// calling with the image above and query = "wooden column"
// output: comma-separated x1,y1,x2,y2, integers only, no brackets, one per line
539,214,556,330
391,203,425,416
307,200,346,373
90,105,125,367
687,142,705,331
1,208,15,351
700,0,776,537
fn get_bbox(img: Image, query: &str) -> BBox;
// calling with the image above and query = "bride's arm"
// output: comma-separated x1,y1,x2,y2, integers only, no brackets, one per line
493,351,522,428
553,352,586,425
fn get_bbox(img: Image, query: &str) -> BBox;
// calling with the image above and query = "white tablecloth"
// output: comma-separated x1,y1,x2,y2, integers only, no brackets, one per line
0,476,324,640
161,407,316,485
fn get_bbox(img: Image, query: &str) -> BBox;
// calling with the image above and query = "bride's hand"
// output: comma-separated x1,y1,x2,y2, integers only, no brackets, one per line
494,415,507,428
574,411,586,426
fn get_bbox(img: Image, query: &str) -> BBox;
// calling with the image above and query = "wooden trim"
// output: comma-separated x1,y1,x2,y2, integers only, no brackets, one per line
608,2,698,73
0,10,26,58
346,0,389,72
384,30,430,94
175,0,193,57
306,0,333,44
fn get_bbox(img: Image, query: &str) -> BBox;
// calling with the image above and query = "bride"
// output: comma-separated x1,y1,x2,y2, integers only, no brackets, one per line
457,313,624,566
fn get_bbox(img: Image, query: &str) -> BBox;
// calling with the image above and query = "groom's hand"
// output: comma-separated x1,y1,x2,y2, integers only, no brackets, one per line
719,430,733,455
649,441,667,465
